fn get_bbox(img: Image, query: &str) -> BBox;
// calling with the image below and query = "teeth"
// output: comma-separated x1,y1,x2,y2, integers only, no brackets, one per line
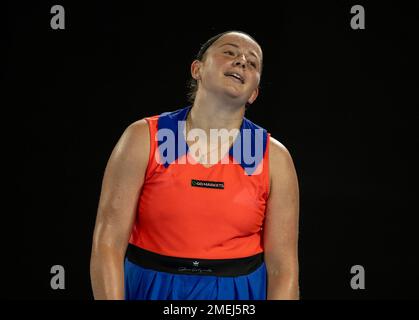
232,73,242,80
227,72,243,82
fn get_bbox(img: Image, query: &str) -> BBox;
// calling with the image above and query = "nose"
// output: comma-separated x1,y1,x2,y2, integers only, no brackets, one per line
233,54,247,69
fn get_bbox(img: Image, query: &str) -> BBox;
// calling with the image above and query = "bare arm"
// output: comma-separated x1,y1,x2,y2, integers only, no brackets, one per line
90,119,150,300
264,137,300,300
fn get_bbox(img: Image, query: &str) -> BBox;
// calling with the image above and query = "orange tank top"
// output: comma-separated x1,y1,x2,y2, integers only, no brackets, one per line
129,106,270,259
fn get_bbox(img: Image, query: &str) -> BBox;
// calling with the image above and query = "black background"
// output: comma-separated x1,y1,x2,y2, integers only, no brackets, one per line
4,0,418,299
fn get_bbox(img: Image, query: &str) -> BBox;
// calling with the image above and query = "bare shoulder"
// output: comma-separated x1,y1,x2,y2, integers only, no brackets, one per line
269,136,294,167
110,118,150,167
125,118,150,142
123,118,149,147
268,136,297,188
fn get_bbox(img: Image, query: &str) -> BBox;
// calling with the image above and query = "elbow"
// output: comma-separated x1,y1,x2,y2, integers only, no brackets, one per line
266,271,300,300
91,233,127,262
91,220,128,263
265,259,300,300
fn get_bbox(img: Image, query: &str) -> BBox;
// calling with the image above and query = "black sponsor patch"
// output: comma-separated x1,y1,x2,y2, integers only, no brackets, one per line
191,179,224,189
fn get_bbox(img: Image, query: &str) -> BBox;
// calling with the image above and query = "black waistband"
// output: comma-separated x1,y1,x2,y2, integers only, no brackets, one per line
125,244,264,277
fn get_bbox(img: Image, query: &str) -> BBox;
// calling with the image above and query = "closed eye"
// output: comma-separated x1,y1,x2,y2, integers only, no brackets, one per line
224,50,235,56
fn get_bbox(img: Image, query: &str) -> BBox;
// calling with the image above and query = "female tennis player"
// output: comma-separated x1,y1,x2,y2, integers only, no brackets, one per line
90,30,300,300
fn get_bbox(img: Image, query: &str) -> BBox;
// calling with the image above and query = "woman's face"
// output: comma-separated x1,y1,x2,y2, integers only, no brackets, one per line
192,32,263,105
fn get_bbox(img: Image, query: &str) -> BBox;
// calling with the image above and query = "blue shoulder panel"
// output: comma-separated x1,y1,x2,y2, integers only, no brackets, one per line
157,106,268,175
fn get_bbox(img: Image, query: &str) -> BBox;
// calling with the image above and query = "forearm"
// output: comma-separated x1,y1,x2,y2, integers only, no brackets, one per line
266,272,299,300
90,244,126,300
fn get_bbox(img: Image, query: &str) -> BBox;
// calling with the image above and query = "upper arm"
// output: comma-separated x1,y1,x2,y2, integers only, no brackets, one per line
264,136,300,275
92,119,150,253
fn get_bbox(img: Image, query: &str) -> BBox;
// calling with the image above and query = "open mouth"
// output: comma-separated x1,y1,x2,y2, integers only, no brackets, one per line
224,72,245,84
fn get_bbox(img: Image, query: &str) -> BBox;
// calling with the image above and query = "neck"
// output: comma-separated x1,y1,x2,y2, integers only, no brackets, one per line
188,93,246,133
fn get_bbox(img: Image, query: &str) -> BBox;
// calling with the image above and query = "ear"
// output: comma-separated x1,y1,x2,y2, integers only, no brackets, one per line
191,60,201,80
247,87,259,104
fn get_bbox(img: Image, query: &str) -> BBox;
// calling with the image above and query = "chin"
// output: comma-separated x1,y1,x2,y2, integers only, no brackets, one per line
221,83,242,95
222,90,249,106
209,82,248,103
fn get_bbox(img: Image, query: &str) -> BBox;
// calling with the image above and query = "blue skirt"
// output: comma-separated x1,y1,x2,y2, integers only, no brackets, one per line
124,258,267,300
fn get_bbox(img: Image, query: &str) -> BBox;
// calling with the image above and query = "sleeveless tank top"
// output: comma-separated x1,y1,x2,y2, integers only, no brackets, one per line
129,106,270,259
